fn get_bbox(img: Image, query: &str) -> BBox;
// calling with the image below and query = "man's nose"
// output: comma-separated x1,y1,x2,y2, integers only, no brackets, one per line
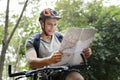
51,24,56,28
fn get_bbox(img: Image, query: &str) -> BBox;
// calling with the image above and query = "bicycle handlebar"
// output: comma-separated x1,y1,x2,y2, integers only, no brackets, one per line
8,65,26,77
8,54,89,78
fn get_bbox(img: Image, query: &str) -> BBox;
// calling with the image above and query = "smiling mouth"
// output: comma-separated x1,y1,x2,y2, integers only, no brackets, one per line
48,30,54,33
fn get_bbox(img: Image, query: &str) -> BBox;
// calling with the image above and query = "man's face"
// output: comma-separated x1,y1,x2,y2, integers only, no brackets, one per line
41,18,58,36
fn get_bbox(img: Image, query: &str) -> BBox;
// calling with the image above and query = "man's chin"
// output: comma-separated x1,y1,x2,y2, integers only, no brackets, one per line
47,33,54,36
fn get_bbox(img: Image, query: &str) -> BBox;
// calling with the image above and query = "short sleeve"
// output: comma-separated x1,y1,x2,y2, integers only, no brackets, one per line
25,36,34,52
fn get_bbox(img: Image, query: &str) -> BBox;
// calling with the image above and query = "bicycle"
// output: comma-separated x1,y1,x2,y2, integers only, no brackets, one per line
8,54,90,80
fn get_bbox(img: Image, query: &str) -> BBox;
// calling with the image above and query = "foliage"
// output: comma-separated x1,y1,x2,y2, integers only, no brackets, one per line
56,0,88,32
89,5,120,80
56,0,120,80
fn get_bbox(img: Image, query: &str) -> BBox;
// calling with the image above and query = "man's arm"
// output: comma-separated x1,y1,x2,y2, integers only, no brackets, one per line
26,49,63,69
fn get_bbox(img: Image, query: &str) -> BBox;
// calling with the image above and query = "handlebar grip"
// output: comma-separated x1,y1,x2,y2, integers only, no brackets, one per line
8,65,26,77
8,65,12,77
80,54,88,65
68,64,87,69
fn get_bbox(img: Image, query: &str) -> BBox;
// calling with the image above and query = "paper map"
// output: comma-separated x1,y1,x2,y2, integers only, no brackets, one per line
51,27,97,66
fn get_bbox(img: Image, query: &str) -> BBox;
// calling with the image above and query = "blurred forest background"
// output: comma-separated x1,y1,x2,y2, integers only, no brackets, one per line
0,0,120,80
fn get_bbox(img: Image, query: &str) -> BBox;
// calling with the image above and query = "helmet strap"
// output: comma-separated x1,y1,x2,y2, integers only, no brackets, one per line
42,19,49,36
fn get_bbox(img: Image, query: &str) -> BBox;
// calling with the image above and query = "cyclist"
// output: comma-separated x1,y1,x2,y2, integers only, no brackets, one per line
25,8,92,80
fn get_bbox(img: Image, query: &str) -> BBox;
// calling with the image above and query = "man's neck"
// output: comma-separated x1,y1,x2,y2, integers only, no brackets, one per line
41,32,52,42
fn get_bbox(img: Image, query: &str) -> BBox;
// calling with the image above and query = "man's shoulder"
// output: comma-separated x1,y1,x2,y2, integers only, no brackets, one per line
54,32,63,43
55,32,63,37
33,32,41,40
26,32,40,44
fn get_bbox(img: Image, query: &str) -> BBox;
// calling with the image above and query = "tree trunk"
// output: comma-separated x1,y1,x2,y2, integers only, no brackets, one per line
0,0,28,79
0,0,9,79
0,44,9,80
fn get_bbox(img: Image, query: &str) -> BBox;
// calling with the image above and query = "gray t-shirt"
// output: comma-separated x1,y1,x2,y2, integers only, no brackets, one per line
25,33,61,58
